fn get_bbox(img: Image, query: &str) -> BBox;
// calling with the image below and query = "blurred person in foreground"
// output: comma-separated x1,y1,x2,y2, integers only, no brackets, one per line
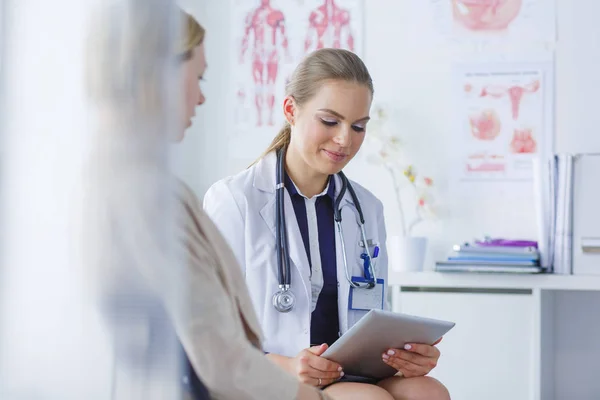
83,0,333,399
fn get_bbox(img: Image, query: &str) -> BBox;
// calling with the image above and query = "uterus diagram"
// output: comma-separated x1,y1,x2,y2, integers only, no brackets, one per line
479,79,540,120
469,109,501,140
463,77,541,160
452,0,523,31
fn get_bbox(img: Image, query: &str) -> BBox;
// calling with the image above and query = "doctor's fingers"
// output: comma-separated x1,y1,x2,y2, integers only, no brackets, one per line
395,351,437,371
297,366,343,388
403,343,441,359
298,350,342,372
307,354,343,373
394,347,440,368
384,350,438,375
382,356,430,378
298,356,344,377
298,374,339,388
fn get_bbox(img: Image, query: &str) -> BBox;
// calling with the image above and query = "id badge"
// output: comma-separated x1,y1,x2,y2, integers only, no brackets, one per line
349,277,385,311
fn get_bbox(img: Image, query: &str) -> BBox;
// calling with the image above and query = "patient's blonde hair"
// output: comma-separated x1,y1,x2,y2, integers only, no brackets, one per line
179,11,205,61
85,2,205,111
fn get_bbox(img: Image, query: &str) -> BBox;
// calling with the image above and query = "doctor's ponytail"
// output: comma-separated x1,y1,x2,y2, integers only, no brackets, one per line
261,122,291,156
251,48,373,166
249,122,290,167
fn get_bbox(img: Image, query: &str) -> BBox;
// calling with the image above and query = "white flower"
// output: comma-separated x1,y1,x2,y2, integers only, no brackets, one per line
366,153,384,166
364,104,441,235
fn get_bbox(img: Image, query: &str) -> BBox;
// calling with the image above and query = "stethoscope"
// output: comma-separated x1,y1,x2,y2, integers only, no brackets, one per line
272,148,377,313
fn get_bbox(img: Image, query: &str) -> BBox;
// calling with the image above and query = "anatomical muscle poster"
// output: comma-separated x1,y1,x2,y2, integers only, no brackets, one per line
430,0,556,43
231,0,364,133
453,62,554,181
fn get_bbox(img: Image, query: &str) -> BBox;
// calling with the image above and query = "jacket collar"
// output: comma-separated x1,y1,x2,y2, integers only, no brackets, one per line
253,151,277,194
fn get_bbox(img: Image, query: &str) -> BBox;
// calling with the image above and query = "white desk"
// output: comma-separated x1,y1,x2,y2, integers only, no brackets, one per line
388,271,600,400
389,271,600,291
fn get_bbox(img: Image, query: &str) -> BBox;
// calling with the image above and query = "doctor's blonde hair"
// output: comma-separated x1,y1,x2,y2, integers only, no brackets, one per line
257,48,374,161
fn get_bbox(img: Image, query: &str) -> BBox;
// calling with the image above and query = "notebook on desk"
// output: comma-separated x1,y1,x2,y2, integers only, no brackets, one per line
435,261,544,274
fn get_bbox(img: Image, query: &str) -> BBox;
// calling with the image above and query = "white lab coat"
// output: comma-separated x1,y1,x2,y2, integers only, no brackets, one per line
203,151,389,357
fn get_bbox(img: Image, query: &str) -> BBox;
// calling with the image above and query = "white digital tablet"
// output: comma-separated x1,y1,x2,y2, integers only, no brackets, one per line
321,309,455,380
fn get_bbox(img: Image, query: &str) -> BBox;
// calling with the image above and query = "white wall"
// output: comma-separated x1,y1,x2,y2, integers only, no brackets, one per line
173,0,230,193
0,0,112,397
177,0,600,267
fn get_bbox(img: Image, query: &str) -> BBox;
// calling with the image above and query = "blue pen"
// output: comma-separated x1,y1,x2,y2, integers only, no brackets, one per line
361,246,380,280
361,253,372,280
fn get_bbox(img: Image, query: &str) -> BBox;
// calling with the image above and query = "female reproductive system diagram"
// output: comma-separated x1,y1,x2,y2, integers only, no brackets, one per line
459,69,544,180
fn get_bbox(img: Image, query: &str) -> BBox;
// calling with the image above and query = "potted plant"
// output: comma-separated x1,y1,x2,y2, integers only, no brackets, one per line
365,105,438,271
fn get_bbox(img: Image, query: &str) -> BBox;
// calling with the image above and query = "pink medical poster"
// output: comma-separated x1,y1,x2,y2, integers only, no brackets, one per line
454,63,554,181
302,0,361,54
231,0,364,134
430,0,556,42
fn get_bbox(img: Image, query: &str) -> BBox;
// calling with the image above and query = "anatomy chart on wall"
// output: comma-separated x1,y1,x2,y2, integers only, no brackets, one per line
453,62,554,181
429,0,556,43
231,0,364,134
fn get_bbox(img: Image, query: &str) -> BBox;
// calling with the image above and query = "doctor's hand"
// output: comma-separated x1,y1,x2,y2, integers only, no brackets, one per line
381,337,443,378
288,344,344,387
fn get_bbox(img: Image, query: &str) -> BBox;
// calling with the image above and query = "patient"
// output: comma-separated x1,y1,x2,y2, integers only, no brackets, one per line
83,1,333,399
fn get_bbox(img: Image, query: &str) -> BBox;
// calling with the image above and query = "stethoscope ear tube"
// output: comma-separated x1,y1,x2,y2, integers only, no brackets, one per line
276,148,293,316
333,172,347,223
338,171,365,224
336,172,375,288
277,148,292,287
274,148,295,312
276,148,285,287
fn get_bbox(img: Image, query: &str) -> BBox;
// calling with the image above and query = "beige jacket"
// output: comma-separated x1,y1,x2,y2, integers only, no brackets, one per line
84,158,302,399
173,181,302,399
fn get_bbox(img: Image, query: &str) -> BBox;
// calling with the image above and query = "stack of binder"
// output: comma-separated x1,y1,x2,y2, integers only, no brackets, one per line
435,239,543,274
550,154,574,274
533,154,575,274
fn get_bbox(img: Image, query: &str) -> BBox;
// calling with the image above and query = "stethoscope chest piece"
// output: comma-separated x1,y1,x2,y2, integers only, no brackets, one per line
272,287,295,313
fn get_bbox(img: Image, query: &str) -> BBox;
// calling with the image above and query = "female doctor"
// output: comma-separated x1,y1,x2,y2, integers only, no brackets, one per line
204,49,449,400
